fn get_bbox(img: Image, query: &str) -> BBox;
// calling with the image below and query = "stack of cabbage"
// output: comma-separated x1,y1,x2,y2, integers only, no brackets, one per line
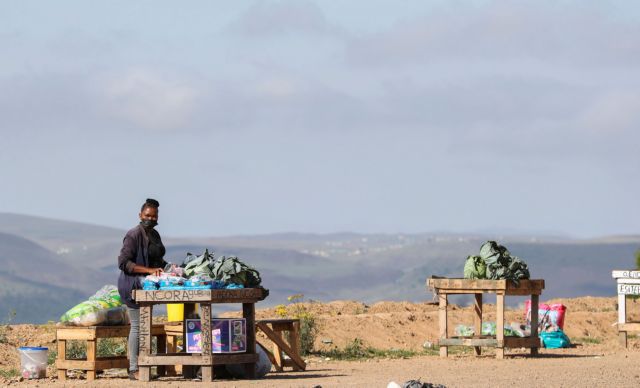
463,241,530,284
59,285,128,326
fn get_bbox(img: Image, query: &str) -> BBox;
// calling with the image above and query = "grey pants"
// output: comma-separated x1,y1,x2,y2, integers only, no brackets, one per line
127,306,140,372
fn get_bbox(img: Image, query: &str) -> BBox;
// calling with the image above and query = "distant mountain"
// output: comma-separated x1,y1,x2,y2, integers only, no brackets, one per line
0,213,638,323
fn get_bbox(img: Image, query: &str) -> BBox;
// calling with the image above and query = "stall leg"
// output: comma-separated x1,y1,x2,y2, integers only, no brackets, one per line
496,294,505,359
200,303,213,382
182,303,197,379
57,339,67,380
530,294,539,355
474,294,483,356
439,294,448,358
243,303,257,378
139,304,153,382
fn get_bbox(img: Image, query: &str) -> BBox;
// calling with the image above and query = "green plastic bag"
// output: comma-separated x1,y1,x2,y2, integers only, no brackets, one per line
463,255,486,279
59,285,125,326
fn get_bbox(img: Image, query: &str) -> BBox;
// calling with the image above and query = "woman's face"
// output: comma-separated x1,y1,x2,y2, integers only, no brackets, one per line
139,206,159,222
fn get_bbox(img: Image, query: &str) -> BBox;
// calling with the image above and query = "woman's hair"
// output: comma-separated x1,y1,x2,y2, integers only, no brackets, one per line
141,198,160,212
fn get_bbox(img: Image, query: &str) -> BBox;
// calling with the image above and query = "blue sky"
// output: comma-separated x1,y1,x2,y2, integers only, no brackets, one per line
1,1,639,238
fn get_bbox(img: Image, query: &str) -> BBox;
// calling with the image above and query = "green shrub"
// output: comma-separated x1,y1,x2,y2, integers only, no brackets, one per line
0,368,19,379
280,294,319,356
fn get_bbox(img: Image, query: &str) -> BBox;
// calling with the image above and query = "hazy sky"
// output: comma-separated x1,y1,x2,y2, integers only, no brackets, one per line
1,1,639,238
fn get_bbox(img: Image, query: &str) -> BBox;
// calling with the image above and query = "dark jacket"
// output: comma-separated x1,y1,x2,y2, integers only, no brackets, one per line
117,225,167,309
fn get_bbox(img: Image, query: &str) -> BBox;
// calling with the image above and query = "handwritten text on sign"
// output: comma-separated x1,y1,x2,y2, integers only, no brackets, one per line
141,290,210,301
618,284,640,295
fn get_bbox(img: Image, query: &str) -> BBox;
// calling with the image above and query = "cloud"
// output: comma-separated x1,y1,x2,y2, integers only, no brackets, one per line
346,2,640,68
227,0,339,37
95,68,198,131
579,90,640,134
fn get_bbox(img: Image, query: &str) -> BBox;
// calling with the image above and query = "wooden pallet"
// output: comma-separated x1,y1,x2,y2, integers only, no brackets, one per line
56,324,166,381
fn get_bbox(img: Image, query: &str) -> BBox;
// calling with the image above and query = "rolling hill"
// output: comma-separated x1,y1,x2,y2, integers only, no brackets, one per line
0,212,639,323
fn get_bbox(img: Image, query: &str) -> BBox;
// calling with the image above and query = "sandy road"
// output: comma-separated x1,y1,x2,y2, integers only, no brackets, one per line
6,347,640,388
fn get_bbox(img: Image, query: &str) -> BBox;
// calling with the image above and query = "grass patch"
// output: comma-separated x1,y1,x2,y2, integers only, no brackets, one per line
0,368,19,379
577,337,602,344
0,310,16,344
65,337,131,359
48,350,57,365
318,338,472,360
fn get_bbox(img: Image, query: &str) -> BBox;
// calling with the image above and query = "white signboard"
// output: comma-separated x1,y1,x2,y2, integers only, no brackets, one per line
618,284,640,295
612,270,640,279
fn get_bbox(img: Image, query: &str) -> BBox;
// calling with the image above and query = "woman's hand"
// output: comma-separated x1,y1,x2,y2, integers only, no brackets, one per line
147,267,163,276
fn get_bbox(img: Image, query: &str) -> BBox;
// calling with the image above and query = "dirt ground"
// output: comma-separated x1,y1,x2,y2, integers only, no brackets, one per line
2,296,640,387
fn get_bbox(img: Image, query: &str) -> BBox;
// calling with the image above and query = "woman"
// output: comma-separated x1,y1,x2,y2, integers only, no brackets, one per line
117,198,167,380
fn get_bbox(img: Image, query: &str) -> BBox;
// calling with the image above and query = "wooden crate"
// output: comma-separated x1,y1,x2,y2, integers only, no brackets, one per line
56,324,166,381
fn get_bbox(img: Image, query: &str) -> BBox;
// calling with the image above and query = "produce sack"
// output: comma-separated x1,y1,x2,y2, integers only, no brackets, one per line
211,256,262,287
479,241,530,284
463,255,486,279
183,249,216,278
525,300,566,331
59,285,128,326
540,329,571,348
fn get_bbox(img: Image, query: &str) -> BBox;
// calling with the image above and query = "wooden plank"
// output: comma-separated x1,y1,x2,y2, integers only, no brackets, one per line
265,322,284,371
288,320,305,371
256,322,306,371
496,294,505,360
133,288,268,303
438,294,448,358
438,338,498,347
530,294,539,356
138,353,257,366
617,323,640,332
94,358,129,370
428,278,544,293
139,304,152,382
163,322,184,335
612,270,640,279
56,324,166,340
243,302,257,379
55,329,98,340
503,336,540,348
55,359,94,369
429,278,507,290
473,294,482,356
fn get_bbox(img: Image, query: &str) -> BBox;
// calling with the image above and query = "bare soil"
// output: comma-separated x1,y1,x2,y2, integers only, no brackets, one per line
2,296,640,387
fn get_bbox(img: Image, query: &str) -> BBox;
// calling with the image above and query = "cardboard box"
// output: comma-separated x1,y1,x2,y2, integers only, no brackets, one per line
185,318,247,353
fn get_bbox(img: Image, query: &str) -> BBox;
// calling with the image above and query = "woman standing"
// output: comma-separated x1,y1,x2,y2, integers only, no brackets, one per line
117,198,167,380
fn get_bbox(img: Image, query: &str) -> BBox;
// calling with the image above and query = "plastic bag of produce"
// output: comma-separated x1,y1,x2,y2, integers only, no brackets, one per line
540,329,571,348
59,285,127,326
463,255,486,279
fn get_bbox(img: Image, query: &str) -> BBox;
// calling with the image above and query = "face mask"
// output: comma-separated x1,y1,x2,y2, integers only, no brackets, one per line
140,219,158,229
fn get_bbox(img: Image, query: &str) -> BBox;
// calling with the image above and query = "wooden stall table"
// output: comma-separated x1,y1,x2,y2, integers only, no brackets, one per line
612,270,640,347
427,278,544,359
56,324,167,381
133,288,268,382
